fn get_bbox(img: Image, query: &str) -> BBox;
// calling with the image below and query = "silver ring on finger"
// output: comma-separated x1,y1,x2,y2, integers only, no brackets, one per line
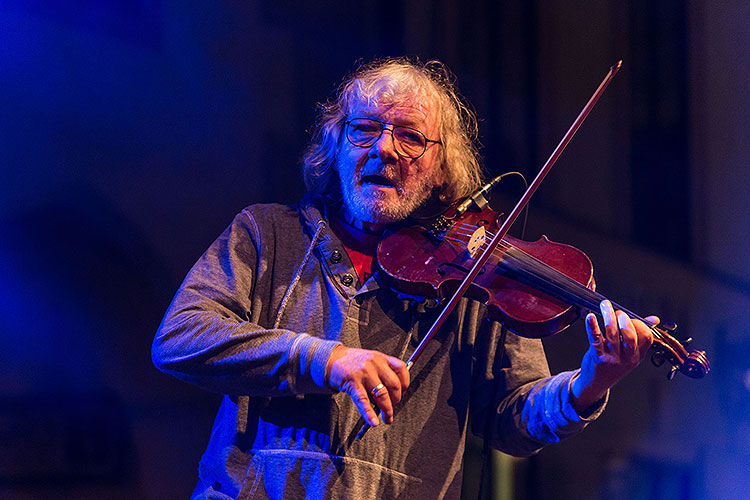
371,383,387,398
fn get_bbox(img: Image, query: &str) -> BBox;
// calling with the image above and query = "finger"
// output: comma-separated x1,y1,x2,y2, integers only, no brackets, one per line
633,316,657,352
617,311,638,358
585,312,605,355
369,368,398,423
368,380,395,424
372,357,409,424
386,356,410,390
376,364,403,406
644,315,660,326
343,381,380,427
599,300,619,351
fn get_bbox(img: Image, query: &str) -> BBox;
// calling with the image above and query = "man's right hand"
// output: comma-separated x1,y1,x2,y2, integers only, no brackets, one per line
325,345,410,426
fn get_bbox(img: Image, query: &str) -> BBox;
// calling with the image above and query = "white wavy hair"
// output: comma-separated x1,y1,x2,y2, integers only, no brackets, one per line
302,57,484,205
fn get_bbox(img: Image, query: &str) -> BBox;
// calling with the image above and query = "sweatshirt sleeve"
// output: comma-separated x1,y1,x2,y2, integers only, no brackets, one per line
471,325,607,457
151,209,341,397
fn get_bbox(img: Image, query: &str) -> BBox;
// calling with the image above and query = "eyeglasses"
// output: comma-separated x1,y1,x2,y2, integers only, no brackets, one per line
344,117,442,159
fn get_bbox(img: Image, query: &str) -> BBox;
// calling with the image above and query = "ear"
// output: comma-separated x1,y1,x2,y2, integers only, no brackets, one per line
432,165,446,188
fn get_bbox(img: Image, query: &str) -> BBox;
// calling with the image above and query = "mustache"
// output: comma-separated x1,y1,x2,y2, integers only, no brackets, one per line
358,164,401,188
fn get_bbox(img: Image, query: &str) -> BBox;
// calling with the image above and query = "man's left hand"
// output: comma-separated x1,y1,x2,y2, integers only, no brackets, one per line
571,300,656,414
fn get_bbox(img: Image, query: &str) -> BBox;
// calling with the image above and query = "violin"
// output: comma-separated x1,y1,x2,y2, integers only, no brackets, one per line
377,60,708,382
377,203,710,380
355,60,708,440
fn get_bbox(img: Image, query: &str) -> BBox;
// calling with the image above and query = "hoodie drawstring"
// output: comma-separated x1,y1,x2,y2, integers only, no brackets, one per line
273,219,327,329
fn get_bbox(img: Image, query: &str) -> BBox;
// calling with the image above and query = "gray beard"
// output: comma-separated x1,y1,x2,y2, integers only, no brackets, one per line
341,177,435,224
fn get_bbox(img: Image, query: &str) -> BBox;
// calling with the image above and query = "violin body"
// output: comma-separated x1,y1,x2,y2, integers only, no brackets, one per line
374,61,708,379
378,207,594,338
377,205,710,379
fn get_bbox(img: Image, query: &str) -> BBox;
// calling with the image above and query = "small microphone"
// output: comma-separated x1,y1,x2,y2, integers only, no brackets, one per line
453,174,505,217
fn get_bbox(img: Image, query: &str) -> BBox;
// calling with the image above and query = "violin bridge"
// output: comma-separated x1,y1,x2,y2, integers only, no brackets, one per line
466,226,486,258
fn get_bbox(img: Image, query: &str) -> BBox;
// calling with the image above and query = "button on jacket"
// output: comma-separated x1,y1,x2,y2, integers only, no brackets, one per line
152,195,605,500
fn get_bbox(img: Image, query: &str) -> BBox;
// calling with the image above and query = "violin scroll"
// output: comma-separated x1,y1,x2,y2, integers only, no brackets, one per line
378,204,711,381
648,322,710,379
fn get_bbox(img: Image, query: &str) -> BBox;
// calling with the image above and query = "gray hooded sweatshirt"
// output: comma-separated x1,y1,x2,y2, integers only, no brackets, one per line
152,196,604,500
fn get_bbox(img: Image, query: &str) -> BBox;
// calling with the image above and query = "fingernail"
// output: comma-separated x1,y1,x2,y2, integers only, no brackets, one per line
618,312,630,329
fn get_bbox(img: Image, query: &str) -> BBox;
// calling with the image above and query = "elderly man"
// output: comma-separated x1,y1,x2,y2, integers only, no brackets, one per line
152,58,655,500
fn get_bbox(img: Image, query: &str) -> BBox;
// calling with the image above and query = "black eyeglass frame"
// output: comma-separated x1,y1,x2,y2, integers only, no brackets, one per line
343,117,443,159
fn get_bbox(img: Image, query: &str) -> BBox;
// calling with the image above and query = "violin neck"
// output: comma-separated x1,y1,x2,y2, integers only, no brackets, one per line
500,246,644,322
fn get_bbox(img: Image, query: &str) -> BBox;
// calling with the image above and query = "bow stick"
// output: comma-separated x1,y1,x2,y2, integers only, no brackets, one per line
357,61,622,438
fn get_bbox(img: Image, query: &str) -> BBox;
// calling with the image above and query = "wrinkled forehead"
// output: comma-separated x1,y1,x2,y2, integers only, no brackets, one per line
345,82,441,135
345,77,440,120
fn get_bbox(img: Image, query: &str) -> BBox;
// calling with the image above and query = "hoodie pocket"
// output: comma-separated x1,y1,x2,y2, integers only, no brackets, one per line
238,448,422,500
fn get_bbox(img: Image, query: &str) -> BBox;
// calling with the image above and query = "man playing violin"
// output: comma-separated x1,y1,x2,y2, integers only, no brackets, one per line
152,58,657,500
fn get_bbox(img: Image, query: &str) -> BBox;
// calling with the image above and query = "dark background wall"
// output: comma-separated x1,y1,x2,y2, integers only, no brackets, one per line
1,1,748,499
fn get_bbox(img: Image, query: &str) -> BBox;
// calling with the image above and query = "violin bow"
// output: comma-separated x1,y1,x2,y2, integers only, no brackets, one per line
356,62,622,439
405,61,623,370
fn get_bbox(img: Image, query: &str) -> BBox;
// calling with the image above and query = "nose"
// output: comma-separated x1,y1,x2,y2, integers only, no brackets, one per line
369,126,398,161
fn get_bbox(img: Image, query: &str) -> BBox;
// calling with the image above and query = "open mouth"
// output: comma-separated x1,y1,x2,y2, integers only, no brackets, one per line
361,174,397,188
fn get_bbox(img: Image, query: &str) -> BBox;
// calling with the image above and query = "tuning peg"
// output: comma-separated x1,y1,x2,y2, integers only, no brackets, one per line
659,321,677,333
651,351,665,367
667,365,678,380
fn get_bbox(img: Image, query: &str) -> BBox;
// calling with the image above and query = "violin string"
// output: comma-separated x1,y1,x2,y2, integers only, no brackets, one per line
502,246,604,308
450,223,625,309
443,224,669,344
496,245,669,343
495,241,668,343
444,224,604,308
447,223,643,320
